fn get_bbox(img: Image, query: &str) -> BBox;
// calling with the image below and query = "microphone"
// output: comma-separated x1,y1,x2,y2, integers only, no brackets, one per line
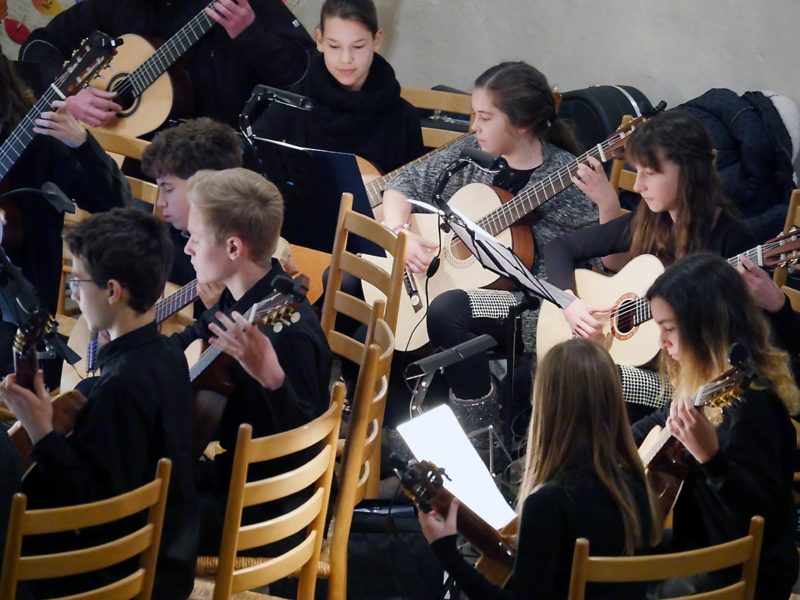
249,84,314,111
40,182,75,214
459,147,508,172
406,334,497,376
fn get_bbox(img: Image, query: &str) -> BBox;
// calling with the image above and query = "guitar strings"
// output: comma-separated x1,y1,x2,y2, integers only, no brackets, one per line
107,5,215,98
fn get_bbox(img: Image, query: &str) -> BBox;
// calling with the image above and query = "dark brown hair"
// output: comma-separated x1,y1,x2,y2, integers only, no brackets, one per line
320,0,378,35
474,61,581,156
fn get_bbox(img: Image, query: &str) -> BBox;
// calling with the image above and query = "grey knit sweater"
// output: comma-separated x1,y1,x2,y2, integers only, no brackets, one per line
385,134,598,350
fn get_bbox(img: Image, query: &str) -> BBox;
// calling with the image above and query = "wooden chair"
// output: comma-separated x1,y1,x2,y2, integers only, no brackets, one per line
320,192,407,356
773,189,800,293
400,86,473,149
0,458,172,599
192,384,345,600
317,299,395,599
566,515,764,600
89,128,151,166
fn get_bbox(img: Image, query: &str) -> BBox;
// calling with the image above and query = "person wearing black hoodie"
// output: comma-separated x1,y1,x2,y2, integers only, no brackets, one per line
254,0,423,175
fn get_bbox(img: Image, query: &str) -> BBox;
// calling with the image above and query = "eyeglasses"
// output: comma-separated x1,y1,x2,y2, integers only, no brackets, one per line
67,277,105,292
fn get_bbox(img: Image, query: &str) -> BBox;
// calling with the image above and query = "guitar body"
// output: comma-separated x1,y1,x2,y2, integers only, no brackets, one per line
91,33,177,137
536,254,664,366
362,182,534,351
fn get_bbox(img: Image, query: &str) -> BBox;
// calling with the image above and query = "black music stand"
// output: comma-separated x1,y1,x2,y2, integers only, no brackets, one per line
244,136,378,255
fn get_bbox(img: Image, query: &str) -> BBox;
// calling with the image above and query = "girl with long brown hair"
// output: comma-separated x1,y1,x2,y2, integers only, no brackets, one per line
633,253,799,599
420,338,661,599
546,110,754,340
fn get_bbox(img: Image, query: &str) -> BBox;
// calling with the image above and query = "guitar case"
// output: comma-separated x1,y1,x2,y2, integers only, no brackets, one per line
558,85,654,153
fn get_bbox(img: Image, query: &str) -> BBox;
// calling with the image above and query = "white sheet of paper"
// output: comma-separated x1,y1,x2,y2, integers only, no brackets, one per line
397,404,516,530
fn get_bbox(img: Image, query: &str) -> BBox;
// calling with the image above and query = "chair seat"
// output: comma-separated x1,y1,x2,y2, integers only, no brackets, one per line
190,577,281,599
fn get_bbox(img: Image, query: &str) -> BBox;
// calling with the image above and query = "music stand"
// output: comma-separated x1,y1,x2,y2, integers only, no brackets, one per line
244,136,379,255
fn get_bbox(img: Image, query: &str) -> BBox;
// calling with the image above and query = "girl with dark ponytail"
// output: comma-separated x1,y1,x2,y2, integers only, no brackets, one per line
383,61,623,427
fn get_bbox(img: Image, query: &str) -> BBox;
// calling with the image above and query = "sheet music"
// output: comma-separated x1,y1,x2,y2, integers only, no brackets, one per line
397,405,516,530
447,205,573,308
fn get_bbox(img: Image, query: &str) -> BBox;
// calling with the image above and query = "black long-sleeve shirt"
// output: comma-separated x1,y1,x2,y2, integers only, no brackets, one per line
632,387,798,599
544,211,755,291
431,465,653,599
24,322,198,599
19,0,314,127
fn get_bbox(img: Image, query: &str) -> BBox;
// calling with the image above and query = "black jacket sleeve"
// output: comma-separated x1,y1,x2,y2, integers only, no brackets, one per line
544,213,633,291
430,488,568,599
28,374,157,506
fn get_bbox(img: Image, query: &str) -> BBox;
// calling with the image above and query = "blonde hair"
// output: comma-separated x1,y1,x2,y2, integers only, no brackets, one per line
648,253,800,414
187,168,284,266
519,339,661,554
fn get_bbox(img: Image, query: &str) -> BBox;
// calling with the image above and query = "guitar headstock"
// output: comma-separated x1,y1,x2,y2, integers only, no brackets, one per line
693,343,756,411
12,310,56,391
605,101,667,158
55,31,121,98
759,227,800,270
394,459,449,513
249,274,310,332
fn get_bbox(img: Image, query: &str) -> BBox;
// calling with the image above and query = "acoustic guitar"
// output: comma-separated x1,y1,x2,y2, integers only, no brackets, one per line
60,279,199,391
362,114,655,351
397,459,517,587
4,290,86,472
189,274,308,458
638,345,755,523
0,31,119,248
90,2,220,137
536,227,800,366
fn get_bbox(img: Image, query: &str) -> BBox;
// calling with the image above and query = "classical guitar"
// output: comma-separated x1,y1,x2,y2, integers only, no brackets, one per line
4,286,86,471
60,278,199,391
638,345,755,523
363,132,471,211
189,274,308,458
362,112,658,351
397,459,517,588
536,227,800,366
0,31,119,248
90,2,221,137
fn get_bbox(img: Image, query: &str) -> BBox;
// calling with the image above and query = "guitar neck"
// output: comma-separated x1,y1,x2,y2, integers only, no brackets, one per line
155,279,199,323
479,143,609,236
0,89,61,181
127,5,215,94
429,487,515,568
364,132,471,208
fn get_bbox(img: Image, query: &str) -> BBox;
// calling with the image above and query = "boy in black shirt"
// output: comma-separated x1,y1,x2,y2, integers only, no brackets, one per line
0,208,198,599
170,167,331,554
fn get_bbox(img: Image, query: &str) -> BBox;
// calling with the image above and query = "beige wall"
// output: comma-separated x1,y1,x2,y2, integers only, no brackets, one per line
297,0,797,120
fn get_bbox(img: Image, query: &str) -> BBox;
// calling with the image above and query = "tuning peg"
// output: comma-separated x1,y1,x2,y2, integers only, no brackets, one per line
272,322,284,333
289,312,300,324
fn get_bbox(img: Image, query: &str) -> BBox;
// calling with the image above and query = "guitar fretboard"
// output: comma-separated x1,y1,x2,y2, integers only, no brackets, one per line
477,133,632,237
125,4,215,95
0,87,64,180
364,132,471,208
156,279,199,322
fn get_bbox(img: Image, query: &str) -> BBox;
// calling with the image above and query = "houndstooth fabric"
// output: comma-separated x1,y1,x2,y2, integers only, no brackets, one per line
619,364,673,408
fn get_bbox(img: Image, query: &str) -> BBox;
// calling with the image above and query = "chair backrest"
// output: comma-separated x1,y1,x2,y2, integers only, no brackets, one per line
326,300,395,600
211,385,344,600
0,458,172,600
320,192,406,367
400,86,473,149
89,128,151,166
773,188,800,288
608,114,638,193
566,515,764,600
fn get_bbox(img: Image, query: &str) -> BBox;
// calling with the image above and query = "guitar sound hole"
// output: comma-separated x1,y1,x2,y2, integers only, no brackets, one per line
615,299,635,335
449,237,472,261
108,74,139,114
